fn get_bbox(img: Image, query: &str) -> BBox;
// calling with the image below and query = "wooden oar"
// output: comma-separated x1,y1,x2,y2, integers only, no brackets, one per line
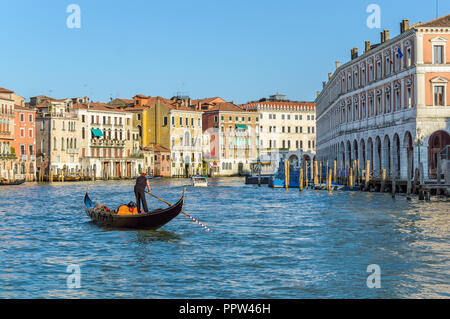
147,191,212,232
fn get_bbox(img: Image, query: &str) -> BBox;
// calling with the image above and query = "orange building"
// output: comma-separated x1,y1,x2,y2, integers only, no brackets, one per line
12,106,37,181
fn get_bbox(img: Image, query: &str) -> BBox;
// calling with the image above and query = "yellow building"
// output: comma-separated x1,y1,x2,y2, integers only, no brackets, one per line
129,95,203,177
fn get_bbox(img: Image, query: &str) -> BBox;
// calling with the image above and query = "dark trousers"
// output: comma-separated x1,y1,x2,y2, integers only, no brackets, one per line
134,187,148,213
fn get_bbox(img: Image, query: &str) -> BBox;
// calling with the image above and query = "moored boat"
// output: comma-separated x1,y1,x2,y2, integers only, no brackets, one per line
83,190,184,229
0,178,25,186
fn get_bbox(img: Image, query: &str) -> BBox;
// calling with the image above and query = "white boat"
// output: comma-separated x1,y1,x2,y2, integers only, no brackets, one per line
191,176,208,187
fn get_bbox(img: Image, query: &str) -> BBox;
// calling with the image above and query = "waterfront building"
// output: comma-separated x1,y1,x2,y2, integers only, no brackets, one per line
35,97,81,177
0,87,16,180
240,94,316,165
202,100,260,176
315,16,450,181
132,95,203,177
13,106,36,181
151,144,171,177
74,102,143,179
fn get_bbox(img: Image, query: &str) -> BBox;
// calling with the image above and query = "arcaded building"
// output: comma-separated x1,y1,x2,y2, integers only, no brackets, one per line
315,16,450,181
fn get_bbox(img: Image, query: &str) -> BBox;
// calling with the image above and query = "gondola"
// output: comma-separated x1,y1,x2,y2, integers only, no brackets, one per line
0,179,25,186
83,190,184,230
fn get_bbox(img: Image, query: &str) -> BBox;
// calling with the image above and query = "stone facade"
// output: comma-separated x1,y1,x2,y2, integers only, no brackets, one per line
240,95,316,155
315,16,450,181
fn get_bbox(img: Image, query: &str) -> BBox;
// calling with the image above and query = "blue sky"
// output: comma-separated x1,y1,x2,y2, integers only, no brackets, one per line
1,0,448,104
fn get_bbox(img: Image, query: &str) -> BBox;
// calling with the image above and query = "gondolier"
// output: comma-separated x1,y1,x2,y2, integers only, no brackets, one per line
134,172,151,213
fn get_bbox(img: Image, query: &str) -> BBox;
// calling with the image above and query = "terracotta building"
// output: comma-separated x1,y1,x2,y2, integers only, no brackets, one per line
201,99,260,176
13,106,36,181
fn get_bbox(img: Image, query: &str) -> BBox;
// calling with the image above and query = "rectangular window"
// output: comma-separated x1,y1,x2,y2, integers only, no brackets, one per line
29,128,33,138
434,45,444,64
434,85,445,106
20,128,25,137
163,116,168,126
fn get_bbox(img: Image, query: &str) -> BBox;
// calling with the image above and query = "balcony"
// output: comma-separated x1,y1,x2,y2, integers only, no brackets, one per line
0,153,17,159
21,155,28,161
30,155,36,161
67,149,79,154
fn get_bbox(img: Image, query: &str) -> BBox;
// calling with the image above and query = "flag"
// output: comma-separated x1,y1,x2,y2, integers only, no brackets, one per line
397,47,404,58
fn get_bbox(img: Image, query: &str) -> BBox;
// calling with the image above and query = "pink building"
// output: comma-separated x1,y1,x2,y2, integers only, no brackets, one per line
13,106,37,181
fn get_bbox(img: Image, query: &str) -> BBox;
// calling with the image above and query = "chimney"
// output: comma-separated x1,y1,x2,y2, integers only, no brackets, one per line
335,61,340,69
381,30,390,43
351,47,358,60
364,41,371,53
328,73,332,80
400,19,410,33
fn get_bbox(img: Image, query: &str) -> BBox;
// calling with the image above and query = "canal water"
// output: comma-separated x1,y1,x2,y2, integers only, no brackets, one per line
0,178,448,298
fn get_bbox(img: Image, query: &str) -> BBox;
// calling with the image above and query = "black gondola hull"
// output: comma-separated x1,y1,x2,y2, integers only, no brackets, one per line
0,179,25,186
83,192,184,230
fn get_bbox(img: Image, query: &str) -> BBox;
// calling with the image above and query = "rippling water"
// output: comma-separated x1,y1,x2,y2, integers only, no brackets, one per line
0,178,449,298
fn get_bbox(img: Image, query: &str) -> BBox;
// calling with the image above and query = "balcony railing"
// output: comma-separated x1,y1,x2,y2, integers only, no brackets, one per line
67,149,79,154
21,155,28,161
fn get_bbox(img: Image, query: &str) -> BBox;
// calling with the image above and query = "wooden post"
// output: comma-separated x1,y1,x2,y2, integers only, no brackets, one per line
349,167,353,190
346,160,349,183
310,161,313,187
314,160,318,185
364,160,370,191
406,150,412,195
305,162,309,189
391,174,396,198
380,169,386,192
285,159,290,189
299,168,303,192
319,161,322,184
49,169,53,183
333,160,337,183
326,168,332,191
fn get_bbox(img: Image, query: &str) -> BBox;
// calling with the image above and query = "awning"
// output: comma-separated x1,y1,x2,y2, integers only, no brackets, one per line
91,129,104,137
236,124,248,130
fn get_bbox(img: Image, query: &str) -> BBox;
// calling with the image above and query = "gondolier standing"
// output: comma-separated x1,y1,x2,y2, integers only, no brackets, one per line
134,172,151,213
